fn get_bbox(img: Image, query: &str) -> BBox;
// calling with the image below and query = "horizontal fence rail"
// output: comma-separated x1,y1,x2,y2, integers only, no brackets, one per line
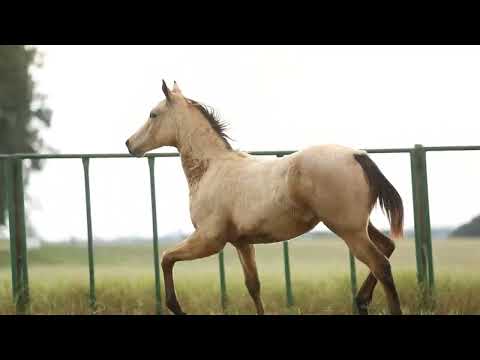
1,144,479,314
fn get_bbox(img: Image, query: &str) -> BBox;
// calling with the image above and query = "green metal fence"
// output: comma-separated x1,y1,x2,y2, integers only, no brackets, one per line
1,144,479,314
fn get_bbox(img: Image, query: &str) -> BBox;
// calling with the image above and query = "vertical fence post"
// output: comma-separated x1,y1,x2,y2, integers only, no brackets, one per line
218,250,227,312
0,160,6,226
276,154,294,307
148,157,162,315
4,160,17,301
82,158,96,312
410,145,435,297
1,160,17,301
420,149,435,294
283,241,294,307
6,158,30,314
349,250,358,314
410,147,427,287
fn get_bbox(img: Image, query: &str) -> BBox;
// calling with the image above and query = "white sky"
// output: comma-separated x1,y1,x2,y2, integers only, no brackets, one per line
23,45,480,242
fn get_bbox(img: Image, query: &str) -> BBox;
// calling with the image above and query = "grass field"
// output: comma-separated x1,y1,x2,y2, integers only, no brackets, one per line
1,237,479,315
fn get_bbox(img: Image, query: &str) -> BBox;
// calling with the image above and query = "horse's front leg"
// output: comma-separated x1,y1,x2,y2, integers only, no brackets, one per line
234,243,264,315
161,229,226,315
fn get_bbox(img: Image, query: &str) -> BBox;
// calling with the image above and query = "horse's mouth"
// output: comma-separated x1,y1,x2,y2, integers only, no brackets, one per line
125,140,143,157
129,149,144,158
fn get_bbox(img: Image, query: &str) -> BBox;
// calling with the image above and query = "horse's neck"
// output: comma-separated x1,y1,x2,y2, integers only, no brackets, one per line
177,119,229,193
179,149,211,193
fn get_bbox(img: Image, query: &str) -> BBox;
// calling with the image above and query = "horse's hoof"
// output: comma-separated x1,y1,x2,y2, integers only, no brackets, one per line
355,299,369,315
357,307,369,315
169,308,187,315
170,306,187,315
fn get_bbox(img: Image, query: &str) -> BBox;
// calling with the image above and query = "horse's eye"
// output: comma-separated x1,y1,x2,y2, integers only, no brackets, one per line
150,112,157,119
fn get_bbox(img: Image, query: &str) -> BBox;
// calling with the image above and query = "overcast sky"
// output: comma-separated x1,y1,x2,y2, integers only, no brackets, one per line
17,45,480,242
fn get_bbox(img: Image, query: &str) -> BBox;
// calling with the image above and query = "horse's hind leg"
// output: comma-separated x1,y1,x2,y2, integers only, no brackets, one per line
330,225,402,315
355,222,396,315
234,243,264,315
161,230,225,315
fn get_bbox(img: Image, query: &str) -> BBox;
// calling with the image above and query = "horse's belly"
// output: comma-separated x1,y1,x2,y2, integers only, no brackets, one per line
234,208,319,244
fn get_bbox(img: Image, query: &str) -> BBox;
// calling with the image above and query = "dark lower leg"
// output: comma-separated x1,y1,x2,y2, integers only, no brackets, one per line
350,234,401,315
160,233,225,315
376,263,402,315
245,278,264,315
236,244,264,315
162,259,186,315
356,223,395,314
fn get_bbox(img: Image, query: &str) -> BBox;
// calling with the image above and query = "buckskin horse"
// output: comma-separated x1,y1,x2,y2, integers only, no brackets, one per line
126,81,404,315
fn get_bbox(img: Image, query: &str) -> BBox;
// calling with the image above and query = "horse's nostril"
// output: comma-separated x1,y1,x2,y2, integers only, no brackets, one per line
126,140,134,155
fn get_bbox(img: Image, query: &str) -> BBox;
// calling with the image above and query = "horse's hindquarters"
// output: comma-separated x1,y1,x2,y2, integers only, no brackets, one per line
288,146,372,234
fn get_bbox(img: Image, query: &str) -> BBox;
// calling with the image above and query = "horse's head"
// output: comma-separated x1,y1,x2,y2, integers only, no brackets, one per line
126,80,187,157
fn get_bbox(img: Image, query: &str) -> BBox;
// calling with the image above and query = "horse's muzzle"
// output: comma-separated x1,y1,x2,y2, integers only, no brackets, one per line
125,139,143,157
125,139,133,155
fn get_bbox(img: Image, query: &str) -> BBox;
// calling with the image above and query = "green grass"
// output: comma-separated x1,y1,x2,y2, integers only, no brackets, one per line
0,238,479,315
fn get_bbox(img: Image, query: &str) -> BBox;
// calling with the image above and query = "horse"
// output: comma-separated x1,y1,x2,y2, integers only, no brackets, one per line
126,80,404,315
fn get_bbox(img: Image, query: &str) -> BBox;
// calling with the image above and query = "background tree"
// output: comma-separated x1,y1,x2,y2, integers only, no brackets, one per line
0,45,52,226
450,215,480,238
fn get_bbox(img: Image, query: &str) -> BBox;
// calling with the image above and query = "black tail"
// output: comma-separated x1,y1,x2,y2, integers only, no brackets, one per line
354,153,404,238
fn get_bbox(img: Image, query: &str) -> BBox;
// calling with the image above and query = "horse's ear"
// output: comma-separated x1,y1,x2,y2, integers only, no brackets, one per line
172,80,182,94
162,79,171,102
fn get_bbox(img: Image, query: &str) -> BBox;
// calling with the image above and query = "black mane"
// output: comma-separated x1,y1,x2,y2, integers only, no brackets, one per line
187,98,232,150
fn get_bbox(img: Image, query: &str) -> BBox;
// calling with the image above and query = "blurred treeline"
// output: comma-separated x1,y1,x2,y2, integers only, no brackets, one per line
0,45,52,225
